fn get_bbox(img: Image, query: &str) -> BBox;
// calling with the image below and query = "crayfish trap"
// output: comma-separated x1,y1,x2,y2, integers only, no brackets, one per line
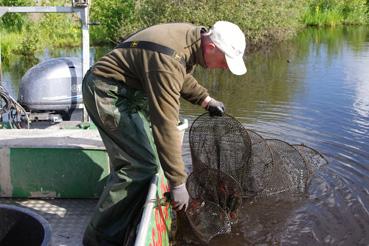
185,113,328,243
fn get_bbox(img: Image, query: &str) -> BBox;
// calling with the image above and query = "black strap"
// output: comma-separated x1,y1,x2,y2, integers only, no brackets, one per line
115,41,186,67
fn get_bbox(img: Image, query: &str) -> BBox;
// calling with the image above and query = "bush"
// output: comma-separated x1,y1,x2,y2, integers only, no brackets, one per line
116,0,307,51
0,0,33,32
89,0,136,44
38,13,80,47
1,0,368,57
1,0,80,61
0,31,22,64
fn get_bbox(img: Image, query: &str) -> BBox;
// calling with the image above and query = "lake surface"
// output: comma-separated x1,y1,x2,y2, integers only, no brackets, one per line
182,26,369,245
2,26,369,245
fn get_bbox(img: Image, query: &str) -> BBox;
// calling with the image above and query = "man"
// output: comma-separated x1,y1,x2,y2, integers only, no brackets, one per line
82,20,247,245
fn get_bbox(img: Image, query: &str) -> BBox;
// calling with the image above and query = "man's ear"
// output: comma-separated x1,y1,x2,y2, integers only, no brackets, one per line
204,42,216,54
207,42,216,50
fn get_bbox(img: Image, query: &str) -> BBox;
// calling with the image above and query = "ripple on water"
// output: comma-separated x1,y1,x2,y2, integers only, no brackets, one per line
279,168,369,245
180,116,369,245
180,154,369,245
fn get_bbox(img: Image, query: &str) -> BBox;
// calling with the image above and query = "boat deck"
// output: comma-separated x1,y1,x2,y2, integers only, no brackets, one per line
1,198,97,246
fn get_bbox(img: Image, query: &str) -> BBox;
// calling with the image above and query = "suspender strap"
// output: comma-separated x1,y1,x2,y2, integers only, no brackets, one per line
115,41,186,67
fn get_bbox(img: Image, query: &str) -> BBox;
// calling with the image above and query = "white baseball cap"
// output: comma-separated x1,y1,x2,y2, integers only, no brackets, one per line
206,21,247,75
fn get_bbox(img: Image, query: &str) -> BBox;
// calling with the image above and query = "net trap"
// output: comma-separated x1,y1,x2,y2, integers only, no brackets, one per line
185,113,328,243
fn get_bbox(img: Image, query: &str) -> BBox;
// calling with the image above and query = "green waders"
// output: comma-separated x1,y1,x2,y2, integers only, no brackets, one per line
82,70,160,246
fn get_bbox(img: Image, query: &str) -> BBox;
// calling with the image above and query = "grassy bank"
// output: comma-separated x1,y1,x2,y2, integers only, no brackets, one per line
95,0,307,51
0,0,80,65
303,0,368,26
1,0,369,63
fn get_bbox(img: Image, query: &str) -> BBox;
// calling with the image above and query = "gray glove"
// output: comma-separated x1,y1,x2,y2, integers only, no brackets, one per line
207,98,225,116
170,183,189,211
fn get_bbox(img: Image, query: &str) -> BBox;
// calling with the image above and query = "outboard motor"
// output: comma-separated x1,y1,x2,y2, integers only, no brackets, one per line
18,57,83,122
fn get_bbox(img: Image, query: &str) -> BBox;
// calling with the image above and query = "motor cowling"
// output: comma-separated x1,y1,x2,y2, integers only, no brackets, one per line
18,57,83,113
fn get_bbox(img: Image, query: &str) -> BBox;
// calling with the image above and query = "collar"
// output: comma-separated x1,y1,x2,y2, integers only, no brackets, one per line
185,26,207,69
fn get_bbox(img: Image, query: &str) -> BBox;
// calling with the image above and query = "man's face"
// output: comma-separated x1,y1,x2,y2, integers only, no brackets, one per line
204,44,228,70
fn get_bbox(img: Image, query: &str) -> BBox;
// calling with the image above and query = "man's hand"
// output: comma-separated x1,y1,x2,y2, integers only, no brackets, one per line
170,183,189,211
207,98,225,116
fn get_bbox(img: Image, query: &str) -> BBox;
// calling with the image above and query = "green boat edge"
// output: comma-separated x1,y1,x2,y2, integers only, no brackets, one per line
0,119,188,245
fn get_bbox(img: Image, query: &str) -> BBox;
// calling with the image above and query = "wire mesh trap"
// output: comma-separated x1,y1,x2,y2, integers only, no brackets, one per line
185,113,328,243
242,129,273,197
189,113,252,190
293,144,329,181
185,168,242,243
260,139,309,196
186,200,231,243
186,168,242,218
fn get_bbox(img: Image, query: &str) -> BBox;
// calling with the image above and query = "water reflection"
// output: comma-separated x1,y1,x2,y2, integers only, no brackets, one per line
350,46,369,118
182,26,369,245
2,55,39,96
1,45,111,98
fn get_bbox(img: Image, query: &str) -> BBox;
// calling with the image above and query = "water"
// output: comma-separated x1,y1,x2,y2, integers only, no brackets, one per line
180,26,369,245
2,26,369,245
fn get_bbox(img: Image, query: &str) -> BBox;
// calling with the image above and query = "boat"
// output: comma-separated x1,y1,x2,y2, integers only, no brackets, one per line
0,1,185,245
0,122,187,245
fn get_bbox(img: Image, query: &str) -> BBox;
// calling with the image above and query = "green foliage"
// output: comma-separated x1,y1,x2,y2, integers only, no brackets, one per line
1,0,80,61
342,0,369,24
33,0,80,47
0,31,22,64
89,0,136,44
0,25,41,66
303,0,368,26
0,0,33,31
0,0,369,58
38,13,80,47
115,0,307,50
17,24,40,56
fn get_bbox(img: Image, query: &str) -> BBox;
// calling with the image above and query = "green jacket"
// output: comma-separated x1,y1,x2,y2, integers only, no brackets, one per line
92,23,210,186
